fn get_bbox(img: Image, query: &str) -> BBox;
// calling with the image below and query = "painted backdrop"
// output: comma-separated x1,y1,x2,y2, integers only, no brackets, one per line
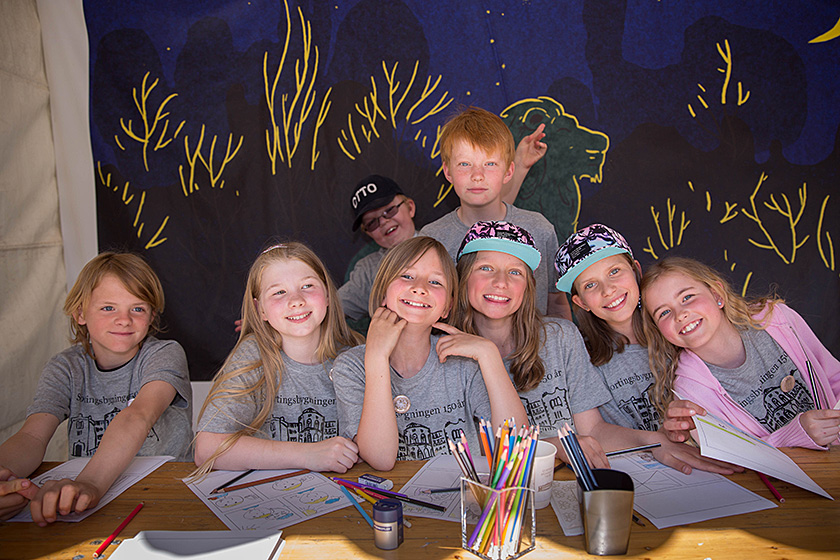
83,0,840,379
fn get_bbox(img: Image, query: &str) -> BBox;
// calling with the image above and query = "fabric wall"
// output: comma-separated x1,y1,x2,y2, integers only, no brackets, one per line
0,0,70,459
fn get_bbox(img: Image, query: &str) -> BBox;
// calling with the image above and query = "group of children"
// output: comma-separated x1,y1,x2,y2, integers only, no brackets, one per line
2,107,838,527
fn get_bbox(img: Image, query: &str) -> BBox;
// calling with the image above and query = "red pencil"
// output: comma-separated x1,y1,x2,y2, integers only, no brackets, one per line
757,472,785,503
93,501,144,558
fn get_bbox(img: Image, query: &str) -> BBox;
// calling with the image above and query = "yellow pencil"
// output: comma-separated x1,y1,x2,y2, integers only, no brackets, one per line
353,488,378,505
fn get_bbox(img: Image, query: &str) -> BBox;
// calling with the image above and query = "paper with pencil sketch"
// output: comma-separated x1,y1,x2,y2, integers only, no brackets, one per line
8,455,172,523
108,530,284,559
184,469,352,530
397,455,490,522
608,452,776,529
691,413,833,499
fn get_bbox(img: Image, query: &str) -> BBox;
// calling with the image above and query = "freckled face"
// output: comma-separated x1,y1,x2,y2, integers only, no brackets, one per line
643,271,726,355
76,274,153,370
383,250,451,325
572,255,639,330
257,259,328,347
466,251,528,321
442,140,514,209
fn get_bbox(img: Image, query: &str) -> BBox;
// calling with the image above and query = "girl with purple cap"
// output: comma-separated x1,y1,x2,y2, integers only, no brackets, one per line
554,225,739,474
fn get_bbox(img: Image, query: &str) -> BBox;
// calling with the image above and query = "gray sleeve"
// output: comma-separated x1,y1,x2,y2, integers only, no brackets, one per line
464,361,493,422
331,348,368,440
556,321,611,414
26,352,75,421
197,344,263,434
137,340,191,409
339,256,376,321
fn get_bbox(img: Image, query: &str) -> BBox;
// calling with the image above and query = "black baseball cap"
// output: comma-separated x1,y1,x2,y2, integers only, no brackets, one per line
350,175,404,231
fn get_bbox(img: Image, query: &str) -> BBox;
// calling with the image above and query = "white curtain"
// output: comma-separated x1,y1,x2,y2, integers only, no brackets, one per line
0,0,97,459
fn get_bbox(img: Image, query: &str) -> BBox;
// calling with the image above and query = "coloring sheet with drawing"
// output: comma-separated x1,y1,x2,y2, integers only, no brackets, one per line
184,469,353,530
608,452,776,529
397,455,490,522
8,455,173,523
691,413,833,499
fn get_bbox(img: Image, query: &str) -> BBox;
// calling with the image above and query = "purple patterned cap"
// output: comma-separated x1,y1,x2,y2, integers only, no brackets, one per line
554,224,633,292
457,221,541,271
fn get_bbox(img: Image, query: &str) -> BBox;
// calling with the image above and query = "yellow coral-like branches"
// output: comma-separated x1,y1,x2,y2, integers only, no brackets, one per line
264,0,323,172
817,195,835,271
742,173,809,264
119,72,183,171
179,125,243,195
338,61,453,162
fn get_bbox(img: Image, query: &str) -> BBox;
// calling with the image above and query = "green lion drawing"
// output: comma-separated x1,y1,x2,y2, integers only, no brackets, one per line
501,96,609,240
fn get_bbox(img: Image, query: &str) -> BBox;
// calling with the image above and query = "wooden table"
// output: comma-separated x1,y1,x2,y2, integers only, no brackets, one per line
1,448,838,559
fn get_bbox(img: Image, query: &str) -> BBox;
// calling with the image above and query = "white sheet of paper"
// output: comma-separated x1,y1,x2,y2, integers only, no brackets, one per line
691,413,833,499
184,469,353,531
549,480,583,536
609,452,776,529
397,455,490,522
108,530,284,559
8,455,172,522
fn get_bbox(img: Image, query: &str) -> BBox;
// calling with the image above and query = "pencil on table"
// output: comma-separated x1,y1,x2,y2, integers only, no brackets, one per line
210,468,255,494
216,469,309,493
757,471,785,503
93,502,144,558
338,485,373,528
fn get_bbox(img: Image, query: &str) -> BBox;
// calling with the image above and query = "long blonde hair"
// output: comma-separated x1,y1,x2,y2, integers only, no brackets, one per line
65,252,164,358
640,256,781,417
572,254,646,366
367,236,458,320
192,242,363,476
451,252,545,391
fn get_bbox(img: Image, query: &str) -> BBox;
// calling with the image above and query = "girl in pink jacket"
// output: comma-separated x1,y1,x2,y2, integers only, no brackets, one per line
641,256,840,450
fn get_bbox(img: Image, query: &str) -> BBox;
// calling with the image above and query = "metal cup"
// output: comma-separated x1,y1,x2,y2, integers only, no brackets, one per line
577,469,635,555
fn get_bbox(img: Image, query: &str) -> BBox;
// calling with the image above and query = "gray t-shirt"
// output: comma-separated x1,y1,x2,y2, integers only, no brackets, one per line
198,338,342,442
419,203,560,314
332,335,492,461
709,328,814,432
338,249,386,321
512,320,611,434
595,344,661,431
27,337,192,461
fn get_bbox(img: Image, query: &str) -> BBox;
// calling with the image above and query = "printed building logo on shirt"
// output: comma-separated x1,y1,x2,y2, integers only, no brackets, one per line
616,383,661,431
266,407,337,442
521,386,571,431
397,418,466,461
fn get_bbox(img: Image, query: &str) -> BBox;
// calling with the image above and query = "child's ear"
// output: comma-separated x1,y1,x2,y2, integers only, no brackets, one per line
75,308,87,326
503,161,515,183
406,198,416,219
441,161,453,183
254,298,267,321
571,294,590,312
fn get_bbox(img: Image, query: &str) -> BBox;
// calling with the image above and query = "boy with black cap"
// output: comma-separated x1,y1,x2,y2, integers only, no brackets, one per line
339,175,418,321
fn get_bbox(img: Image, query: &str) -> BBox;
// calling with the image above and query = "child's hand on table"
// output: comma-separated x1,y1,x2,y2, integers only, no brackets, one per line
29,477,103,526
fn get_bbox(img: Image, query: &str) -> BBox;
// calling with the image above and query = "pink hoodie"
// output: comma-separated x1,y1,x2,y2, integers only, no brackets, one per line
674,303,840,450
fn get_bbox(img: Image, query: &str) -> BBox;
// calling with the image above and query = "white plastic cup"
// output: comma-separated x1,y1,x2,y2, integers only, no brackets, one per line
531,440,557,509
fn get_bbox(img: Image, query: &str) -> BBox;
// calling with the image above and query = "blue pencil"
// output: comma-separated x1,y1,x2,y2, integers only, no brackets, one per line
338,484,373,528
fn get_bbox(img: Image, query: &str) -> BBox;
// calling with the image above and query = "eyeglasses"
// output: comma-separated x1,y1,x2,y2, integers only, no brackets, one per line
362,199,407,232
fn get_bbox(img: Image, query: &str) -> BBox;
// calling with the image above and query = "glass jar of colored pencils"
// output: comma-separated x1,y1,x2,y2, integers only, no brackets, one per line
460,477,536,560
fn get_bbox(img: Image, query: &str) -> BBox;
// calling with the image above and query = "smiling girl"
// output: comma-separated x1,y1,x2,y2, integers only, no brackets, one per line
193,242,363,476
641,256,840,449
332,236,526,471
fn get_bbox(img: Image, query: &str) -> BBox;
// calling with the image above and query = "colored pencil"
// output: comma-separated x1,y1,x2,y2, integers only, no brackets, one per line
338,484,374,528
210,468,255,494
353,487,379,505
216,469,310,493
420,486,460,494
332,477,446,512
757,471,785,503
606,443,662,457
93,502,144,558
